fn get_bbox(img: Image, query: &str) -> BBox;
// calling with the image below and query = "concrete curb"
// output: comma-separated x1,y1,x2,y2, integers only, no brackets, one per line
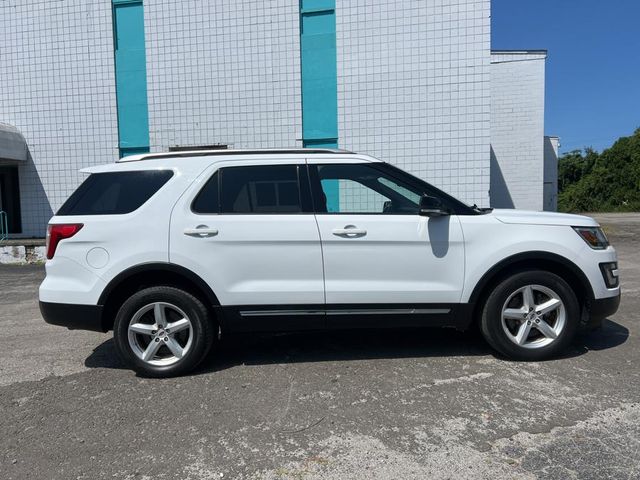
0,245,46,264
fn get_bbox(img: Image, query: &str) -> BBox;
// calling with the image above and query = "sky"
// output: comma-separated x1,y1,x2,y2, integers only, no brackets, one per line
491,0,640,154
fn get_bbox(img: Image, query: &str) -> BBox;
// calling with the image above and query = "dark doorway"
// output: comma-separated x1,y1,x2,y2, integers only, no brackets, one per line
0,165,22,234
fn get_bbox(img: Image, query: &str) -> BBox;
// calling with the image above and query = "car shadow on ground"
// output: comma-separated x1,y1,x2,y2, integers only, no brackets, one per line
84,319,629,375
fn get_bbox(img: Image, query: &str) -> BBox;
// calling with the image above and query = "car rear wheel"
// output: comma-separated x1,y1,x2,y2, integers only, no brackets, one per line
480,270,579,360
113,286,216,377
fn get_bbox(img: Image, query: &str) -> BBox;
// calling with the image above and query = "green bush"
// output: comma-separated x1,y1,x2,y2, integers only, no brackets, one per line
558,128,640,212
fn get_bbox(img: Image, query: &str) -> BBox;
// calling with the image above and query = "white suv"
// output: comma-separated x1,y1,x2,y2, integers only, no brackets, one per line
40,149,620,377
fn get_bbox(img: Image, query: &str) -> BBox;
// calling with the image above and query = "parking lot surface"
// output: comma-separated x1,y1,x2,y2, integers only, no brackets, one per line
1,214,638,479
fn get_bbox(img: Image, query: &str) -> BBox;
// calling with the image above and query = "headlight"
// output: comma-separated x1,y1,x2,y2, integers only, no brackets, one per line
573,226,609,250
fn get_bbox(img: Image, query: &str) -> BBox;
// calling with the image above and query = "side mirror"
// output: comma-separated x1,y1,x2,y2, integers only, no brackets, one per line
419,195,449,217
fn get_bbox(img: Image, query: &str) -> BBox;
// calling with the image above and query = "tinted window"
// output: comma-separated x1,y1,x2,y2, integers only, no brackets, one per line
315,164,421,214
57,170,173,216
192,172,220,214
220,165,302,214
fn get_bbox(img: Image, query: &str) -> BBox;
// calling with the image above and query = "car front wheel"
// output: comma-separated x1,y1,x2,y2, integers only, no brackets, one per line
113,286,216,377
480,270,579,360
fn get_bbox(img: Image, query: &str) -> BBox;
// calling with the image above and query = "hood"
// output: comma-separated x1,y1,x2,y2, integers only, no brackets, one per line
490,209,598,227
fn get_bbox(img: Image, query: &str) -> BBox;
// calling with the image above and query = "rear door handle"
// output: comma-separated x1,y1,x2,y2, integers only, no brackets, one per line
184,225,218,238
332,226,367,237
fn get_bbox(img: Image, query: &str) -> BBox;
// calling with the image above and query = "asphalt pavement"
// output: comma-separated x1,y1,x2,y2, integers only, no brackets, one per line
0,214,638,479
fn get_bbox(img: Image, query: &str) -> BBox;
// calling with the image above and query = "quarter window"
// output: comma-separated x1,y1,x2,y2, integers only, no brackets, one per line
57,170,173,216
220,165,302,214
192,172,220,214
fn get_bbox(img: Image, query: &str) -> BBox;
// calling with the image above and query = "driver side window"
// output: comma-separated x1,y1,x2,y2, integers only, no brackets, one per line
313,164,421,214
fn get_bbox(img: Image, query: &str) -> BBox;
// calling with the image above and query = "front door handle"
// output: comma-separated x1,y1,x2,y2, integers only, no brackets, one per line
184,225,219,238
332,225,367,237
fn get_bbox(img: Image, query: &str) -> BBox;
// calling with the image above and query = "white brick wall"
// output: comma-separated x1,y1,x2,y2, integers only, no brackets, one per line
336,0,492,206
1,0,496,236
543,135,559,211
490,51,546,211
144,0,303,151
0,1,119,237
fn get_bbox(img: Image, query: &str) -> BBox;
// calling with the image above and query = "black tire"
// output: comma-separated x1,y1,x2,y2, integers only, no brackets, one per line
480,270,579,361
113,286,216,377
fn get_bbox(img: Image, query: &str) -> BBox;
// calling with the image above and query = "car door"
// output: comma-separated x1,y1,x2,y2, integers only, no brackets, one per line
309,159,465,327
170,158,325,332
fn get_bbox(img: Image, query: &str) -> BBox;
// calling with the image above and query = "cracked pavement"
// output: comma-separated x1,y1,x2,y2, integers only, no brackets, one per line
0,214,638,479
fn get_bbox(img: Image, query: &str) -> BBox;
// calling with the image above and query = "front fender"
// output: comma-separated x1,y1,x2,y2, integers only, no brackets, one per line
459,217,594,303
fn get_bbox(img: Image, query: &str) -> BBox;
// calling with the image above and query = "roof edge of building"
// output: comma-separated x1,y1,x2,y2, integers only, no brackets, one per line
490,49,548,64
491,49,548,55
0,122,28,162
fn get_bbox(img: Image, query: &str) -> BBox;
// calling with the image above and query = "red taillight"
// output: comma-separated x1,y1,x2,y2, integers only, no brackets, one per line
46,224,83,259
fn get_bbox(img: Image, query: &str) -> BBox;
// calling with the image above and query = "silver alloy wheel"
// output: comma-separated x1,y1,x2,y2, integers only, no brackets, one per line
501,284,566,349
127,302,194,366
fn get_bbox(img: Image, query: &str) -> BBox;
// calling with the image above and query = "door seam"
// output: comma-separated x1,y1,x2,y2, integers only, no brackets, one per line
307,158,328,305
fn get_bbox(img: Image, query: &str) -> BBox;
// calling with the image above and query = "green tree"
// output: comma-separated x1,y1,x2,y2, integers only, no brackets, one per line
557,149,594,192
558,128,640,212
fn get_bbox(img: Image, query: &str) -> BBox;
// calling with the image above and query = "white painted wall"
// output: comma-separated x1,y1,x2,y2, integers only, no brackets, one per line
144,0,303,151
0,0,501,236
543,136,559,211
490,51,546,211
337,0,492,207
0,1,119,237
145,0,493,207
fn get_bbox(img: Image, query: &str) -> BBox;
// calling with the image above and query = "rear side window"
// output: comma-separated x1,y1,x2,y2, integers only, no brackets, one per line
219,165,302,214
192,172,220,214
57,170,173,216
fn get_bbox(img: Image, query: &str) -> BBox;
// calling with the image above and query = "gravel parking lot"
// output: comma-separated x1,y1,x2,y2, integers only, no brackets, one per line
1,214,638,480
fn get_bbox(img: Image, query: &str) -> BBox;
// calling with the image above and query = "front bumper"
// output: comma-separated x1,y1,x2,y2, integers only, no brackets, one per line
583,292,621,329
40,301,106,332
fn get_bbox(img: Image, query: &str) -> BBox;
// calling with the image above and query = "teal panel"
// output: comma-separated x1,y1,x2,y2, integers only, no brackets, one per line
302,139,337,148
321,178,340,212
301,0,335,13
119,146,149,158
300,1,338,142
304,139,339,212
113,1,149,152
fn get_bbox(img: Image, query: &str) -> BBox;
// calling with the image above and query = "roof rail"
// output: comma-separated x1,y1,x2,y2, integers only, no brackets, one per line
117,148,353,163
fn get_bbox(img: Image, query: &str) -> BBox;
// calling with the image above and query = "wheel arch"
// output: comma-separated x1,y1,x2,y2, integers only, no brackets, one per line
98,263,220,331
467,251,595,322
